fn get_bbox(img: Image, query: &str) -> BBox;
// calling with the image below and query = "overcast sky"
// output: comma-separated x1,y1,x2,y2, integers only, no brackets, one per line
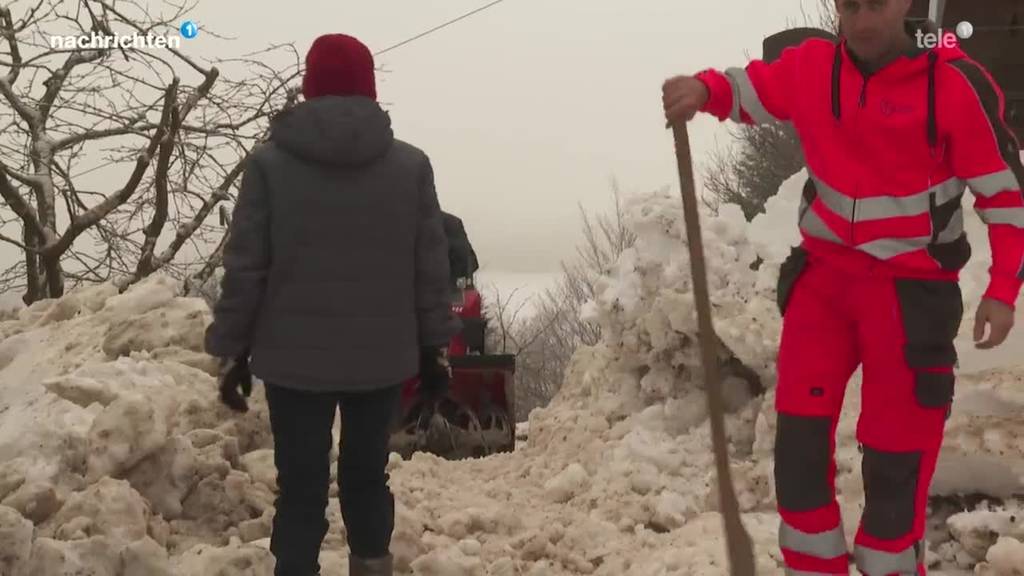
1,0,820,282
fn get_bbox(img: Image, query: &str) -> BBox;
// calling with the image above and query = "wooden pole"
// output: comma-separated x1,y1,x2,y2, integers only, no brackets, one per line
671,121,757,575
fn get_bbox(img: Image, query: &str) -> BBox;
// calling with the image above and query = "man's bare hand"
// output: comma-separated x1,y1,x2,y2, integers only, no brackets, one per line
973,297,1015,349
662,75,709,127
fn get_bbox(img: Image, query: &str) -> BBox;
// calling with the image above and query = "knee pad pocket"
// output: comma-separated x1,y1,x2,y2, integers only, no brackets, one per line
895,279,963,409
775,413,833,511
861,446,921,540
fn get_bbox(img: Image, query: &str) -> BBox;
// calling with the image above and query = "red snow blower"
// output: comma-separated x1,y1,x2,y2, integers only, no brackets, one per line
388,212,517,459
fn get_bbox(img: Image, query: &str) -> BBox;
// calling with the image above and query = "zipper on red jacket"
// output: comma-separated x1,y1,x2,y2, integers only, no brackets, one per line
851,196,858,243
851,75,869,244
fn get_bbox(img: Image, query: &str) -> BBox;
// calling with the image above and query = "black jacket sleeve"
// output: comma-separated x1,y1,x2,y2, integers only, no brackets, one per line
204,157,272,358
415,159,461,346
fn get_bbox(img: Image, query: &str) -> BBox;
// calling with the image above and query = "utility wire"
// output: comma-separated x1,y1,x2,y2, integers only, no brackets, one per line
374,0,510,56
46,2,512,180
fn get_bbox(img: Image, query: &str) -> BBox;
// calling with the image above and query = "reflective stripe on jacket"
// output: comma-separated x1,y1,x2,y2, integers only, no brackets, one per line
696,27,1024,307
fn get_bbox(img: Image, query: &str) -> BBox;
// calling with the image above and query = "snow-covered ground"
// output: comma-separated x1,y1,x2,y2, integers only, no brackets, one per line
1,167,1023,575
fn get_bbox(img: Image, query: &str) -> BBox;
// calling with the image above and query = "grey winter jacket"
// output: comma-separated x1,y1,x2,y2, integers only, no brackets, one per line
204,95,461,392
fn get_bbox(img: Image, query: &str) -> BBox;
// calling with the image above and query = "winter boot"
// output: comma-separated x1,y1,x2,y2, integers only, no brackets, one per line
349,554,393,576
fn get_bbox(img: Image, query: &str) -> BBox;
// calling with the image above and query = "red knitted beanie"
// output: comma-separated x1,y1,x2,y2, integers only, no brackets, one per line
302,34,376,100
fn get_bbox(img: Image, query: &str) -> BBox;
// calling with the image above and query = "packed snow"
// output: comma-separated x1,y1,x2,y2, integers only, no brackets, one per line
1,167,1023,575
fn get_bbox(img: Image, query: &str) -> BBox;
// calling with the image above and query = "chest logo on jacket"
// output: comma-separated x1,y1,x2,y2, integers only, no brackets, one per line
880,98,914,117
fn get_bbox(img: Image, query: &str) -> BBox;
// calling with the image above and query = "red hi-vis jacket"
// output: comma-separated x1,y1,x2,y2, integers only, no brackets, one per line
695,34,1024,308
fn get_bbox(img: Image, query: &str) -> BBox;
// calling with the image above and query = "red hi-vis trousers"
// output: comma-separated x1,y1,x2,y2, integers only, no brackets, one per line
773,244,963,576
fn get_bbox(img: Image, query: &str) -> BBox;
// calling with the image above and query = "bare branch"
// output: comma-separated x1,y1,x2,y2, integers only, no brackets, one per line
179,69,220,119
152,154,245,266
0,73,39,131
38,49,109,126
136,92,180,277
0,4,23,84
44,78,180,258
515,308,562,354
11,0,49,33
23,227,42,303
0,162,44,190
93,0,211,77
52,123,158,151
0,231,30,251
0,164,44,238
184,226,228,296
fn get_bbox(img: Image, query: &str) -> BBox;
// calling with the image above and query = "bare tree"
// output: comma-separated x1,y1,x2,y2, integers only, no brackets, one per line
483,186,637,419
701,0,838,220
702,122,805,220
796,0,839,35
550,182,638,347
488,182,765,420
0,0,301,304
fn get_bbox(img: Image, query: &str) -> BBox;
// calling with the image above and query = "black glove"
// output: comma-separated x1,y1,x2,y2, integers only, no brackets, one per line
218,355,252,412
418,346,450,404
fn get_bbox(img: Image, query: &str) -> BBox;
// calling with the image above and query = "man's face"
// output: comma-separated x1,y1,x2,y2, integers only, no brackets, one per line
835,0,912,61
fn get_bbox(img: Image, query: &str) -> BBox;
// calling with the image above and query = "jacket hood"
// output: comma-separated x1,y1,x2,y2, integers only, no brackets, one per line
831,19,965,149
270,96,393,167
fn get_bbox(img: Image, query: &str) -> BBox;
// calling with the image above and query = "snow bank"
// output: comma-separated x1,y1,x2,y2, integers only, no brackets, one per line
378,175,1022,575
0,275,275,575
1,164,1021,575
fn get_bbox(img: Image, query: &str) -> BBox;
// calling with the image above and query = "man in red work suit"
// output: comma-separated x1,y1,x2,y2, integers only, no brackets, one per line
662,0,1023,574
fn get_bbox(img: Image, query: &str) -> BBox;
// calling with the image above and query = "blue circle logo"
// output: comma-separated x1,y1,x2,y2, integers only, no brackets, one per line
179,20,199,39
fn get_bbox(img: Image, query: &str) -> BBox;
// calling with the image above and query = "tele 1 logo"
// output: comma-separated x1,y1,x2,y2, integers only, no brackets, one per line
915,21,973,49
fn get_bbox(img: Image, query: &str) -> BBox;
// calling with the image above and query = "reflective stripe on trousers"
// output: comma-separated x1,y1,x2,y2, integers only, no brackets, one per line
854,541,924,576
780,521,848,559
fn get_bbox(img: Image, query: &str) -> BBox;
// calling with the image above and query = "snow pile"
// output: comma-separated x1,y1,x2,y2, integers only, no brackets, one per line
581,189,781,403
746,171,804,265
0,164,1022,575
926,500,1024,574
378,185,804,575
377,172,1024,574
0,275,275,575
0,193,784,574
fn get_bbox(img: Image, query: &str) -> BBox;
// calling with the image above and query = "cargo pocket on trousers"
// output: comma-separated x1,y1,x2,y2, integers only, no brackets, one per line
894,279,964,410
913,368,955,408
777,246,810,316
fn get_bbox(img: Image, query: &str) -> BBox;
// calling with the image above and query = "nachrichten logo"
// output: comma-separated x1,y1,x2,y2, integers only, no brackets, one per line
49,21,198,51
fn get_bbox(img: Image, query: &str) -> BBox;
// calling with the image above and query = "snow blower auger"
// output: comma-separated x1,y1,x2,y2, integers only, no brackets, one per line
389,212,517,460
671,121,756,575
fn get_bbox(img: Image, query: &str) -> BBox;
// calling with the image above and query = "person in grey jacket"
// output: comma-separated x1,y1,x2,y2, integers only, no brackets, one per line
204,33,460,576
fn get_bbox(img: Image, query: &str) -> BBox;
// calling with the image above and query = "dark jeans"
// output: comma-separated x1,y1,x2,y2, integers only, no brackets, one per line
264,382,401,576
